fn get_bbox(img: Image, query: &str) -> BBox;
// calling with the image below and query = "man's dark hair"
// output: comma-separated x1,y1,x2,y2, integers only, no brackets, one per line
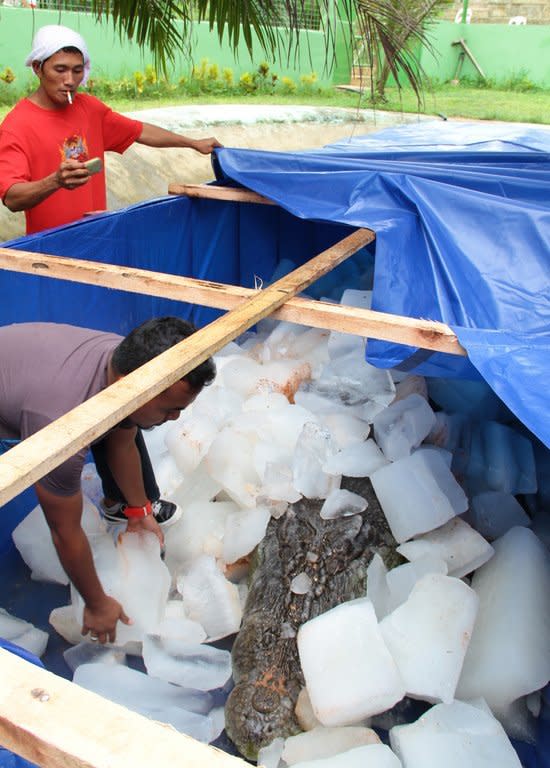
112,316,216,390
60,46,83,56
41,47,83,67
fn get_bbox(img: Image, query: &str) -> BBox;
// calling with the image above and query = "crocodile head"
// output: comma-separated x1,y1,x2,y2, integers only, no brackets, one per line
225,668,303,761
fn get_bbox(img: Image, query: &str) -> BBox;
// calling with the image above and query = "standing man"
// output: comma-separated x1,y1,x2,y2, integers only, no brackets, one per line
0,24,222,234
0,316,216,642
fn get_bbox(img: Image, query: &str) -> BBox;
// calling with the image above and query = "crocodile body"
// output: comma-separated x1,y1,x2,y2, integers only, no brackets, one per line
225,476,399,760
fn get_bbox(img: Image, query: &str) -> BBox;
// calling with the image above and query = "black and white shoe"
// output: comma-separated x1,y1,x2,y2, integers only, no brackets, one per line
100,499,182,528
150,499,182,528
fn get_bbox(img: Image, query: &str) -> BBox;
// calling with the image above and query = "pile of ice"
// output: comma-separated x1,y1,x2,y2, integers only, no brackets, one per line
9,288,550,764
0,607,48,657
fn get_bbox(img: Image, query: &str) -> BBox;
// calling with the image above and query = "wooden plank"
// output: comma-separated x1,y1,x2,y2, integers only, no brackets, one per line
452,38,486,78
0,648,247,768
0,248,466,356
0,228,373,506
169,183,275,205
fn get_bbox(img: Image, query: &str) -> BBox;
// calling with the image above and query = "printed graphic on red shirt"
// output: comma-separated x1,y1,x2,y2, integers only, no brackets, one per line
61,134,88,163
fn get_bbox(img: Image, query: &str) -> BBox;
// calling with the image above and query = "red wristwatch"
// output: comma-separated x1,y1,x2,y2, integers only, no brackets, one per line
124,501,152,519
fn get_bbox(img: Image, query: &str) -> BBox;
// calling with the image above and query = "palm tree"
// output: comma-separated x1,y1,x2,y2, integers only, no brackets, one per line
43,1,443,102
362,0,453,101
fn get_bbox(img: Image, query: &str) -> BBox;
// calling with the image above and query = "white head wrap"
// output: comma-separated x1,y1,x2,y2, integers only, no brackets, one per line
25,25,91,85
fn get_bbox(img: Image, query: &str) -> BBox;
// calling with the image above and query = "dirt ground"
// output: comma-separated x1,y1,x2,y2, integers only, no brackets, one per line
0,106,424,242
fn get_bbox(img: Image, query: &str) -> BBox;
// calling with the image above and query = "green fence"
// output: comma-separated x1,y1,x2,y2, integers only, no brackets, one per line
1,7,548,97
421,19,550,86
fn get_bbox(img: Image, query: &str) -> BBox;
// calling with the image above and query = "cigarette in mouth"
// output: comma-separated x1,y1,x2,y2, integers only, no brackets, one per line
67,91,73,105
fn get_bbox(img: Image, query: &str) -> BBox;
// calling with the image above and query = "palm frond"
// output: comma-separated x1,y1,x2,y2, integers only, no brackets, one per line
353,0,445,103
194,1,290,67
92,0,190,75
43,1,448,98
45,0,190,74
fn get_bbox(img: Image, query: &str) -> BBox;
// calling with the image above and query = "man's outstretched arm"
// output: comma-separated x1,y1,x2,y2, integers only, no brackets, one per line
136,122,222,154
35,483,131,643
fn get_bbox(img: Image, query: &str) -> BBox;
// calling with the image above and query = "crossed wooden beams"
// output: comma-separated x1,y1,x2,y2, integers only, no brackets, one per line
0,182,465,768
0,184,465,507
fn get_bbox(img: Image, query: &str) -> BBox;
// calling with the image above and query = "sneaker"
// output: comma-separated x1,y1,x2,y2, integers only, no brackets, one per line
150,499,182,528
99,499,127,525
100,499,182,528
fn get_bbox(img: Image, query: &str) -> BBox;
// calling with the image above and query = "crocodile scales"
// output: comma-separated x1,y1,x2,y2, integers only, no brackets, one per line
225,476,400,760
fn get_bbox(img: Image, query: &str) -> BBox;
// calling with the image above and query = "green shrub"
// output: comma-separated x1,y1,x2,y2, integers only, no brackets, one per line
222,67,234,88
0,67,16,106
0,57,325,105
239,71,255,93
0,67,15,85
453,74,494,89
300,72,319,91
447,71,539,93
144,65,157,86
281,76,297,93
501,70,538,93
134,71,145,94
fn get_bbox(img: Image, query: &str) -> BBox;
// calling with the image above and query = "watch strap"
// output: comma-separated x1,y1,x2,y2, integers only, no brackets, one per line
124,501,152,519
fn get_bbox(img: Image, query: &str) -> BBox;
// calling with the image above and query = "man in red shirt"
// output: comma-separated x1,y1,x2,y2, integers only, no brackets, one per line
0,24,222,234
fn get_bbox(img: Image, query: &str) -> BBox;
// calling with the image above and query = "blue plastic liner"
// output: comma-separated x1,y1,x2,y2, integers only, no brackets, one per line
0,120,548,766
212,121,550,448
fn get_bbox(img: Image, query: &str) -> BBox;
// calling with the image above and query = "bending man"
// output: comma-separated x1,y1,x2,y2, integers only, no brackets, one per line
0,317,216,642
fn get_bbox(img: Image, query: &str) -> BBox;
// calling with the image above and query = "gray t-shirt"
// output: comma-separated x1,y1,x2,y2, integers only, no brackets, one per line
0,322,122,496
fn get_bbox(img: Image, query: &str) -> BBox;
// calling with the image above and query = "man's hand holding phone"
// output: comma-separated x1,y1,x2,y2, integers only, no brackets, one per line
55,157,103,190
83,157,102,175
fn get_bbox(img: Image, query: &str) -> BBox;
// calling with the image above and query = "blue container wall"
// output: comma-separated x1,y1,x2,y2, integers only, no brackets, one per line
1,196,363,329
0,487,36,556
0,194,364,541
0,195,548,768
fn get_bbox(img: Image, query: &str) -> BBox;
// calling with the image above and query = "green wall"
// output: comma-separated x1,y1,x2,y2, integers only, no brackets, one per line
0,6,352,95
420,19,550,85
1,8,548,95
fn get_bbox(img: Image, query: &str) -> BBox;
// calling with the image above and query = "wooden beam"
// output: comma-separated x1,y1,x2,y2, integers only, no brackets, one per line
0,648,247,768
0,248,465,356
452,38,486,79
0,228,373,506
169,183,275,205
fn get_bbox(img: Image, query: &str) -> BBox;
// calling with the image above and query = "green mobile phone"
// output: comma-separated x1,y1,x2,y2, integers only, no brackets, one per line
84,157,102,175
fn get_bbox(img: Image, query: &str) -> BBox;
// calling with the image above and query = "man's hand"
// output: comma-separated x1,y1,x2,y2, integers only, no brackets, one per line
125,513,164,549
35,484,133,644
82,595,132,645
191,137,223,155
3,159,94,212
54,159,93,191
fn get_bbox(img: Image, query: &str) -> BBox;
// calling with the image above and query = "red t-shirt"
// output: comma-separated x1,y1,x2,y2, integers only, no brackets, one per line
0,93,143,234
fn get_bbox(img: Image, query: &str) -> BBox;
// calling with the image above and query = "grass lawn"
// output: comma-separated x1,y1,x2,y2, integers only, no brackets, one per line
380,85,550,124
1,83,548,124
82,86,550,125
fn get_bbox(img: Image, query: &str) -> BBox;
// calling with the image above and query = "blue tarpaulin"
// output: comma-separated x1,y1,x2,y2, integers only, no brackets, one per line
211,120,550,449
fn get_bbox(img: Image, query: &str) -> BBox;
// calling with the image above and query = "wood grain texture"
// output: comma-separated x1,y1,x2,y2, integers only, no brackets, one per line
0,648,247,768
